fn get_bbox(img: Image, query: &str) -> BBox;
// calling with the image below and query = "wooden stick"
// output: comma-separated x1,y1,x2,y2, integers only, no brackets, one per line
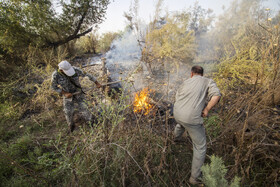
102,80,124,86
81,63,100,68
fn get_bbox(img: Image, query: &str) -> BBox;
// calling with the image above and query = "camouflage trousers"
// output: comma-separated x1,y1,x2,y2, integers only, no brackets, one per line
63,94,92,127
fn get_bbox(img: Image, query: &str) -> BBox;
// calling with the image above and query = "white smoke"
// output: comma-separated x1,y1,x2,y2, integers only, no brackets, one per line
106,29,141,68
103,29,150,91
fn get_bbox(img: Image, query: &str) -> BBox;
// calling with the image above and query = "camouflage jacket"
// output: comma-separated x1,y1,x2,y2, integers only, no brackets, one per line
51,67,97,94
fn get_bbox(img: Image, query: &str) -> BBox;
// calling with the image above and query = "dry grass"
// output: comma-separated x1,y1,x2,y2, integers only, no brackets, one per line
208,79,280,186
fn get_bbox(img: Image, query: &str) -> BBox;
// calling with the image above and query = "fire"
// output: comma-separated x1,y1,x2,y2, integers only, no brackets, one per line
133,88,153,115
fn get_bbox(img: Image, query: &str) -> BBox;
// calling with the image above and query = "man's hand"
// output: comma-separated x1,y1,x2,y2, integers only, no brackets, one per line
202,107,209,117
201,96,221,117
95,81,102,88
61,90,73,98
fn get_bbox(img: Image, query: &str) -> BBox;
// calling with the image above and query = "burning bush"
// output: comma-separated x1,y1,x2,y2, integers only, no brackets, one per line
133,88,153,115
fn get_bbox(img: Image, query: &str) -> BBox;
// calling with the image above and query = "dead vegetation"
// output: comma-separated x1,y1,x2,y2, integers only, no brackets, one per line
1,0,280,186
211,87,280,185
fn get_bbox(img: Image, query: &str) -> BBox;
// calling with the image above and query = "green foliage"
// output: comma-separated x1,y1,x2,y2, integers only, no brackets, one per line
143,11,196,73
9,135,33,158
0,125,17,142
210,6,280,186
75,31,121,55
0,101,19,121
188,1,214,36
213,50,263,92
212,1,279,95
92,86,131,135
97,32,121,53
210,0,263,59
201,155,241,187
204,115,221,138
0,0,110,58
0,0,110,79
0,0,56,54
0,155,13,185
75,32,99,54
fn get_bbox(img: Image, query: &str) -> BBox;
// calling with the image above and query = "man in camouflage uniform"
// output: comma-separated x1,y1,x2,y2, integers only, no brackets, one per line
51,60,102,132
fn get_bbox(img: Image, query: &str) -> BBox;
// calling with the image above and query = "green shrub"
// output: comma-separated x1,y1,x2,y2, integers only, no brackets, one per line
3,176,37,187
201,155,240,187
204,115,221,138
9,135,33,159
0,126,17,142
142,10,196,74
97,32,121,53
75,33,99,54
0,156,13,185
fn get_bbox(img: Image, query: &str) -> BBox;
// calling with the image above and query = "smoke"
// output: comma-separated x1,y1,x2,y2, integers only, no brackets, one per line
86,0,280,103
101,26,189,97
105,30,141,68
87,29,147,91
88,29,142,68
193,0,268,64
103,20,190,100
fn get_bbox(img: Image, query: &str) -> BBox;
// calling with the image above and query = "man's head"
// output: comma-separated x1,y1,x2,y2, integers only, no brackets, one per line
58,60,75,76
191,65,203,77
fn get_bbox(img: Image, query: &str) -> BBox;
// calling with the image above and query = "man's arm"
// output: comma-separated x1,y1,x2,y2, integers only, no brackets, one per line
94,80,102,88
202,95,221,117
51,72,62,93
202,79,222,117
75,67,101,88
61,90,73,98
51,72,72,98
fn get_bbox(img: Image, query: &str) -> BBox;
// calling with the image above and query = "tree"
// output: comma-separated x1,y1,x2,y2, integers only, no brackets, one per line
209,0,263,59
272,10,280,24
186,1,214,63
0,0,110,57
188,1,214,37
142,11,196,72
97,31,121,53
75,32,99,54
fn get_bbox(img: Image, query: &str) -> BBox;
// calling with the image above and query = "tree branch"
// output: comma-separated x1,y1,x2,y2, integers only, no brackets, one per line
43,6,90,48
73,10,88,36
43,27,92,48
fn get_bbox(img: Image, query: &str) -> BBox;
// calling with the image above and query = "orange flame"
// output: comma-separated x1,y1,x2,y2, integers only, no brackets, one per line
133,88,153,115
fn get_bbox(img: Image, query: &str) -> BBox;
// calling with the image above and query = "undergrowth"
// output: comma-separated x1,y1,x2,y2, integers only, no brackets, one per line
0,67,232,186
201,155,241,187
1,17,279,185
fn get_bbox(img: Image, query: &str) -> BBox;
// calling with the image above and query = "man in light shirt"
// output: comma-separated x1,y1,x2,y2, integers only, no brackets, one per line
173,65,221,185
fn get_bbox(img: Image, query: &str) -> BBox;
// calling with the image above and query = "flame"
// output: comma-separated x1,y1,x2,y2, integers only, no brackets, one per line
133,88,153,115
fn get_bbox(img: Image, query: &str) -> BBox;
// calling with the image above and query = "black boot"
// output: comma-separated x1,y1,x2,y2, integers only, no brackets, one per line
70,124,75,132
